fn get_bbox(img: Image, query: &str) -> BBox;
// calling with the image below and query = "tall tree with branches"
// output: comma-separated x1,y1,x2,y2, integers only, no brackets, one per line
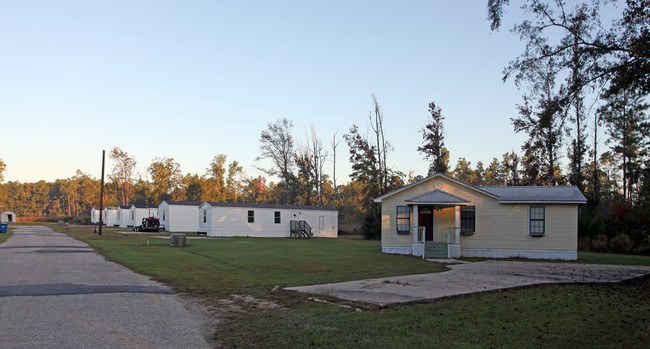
369,93,392,193
109,146,136,206
257,118,296,204
599,88,650,202
418,101,450,175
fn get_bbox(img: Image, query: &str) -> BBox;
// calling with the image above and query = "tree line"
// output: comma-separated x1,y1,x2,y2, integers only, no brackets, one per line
0,1,648,252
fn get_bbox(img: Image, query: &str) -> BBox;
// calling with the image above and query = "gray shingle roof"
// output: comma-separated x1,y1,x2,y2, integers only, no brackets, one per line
478,186,587,203
405,189,470,205
202,202,336,211
132,204,157,209
162,200,202,206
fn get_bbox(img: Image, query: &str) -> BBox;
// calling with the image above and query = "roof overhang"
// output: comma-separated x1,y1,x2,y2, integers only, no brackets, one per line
373,173,499,203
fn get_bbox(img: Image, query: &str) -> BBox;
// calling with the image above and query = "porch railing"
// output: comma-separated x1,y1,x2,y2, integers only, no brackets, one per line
414,226,426,243
446,227,461,244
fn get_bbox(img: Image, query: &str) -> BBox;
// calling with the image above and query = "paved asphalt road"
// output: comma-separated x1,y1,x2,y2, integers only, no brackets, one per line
0,226,211,348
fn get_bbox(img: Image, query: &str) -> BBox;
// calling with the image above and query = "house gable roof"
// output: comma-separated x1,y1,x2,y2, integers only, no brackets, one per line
200,201,336,211
405,189,470,205
374,173,587,204
373,173,499,203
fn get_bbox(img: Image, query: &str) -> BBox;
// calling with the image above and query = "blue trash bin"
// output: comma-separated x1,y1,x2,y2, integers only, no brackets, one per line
0,223,7,234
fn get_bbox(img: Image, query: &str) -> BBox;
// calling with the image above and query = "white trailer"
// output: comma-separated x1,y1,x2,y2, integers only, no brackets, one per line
158,200,201,232
199,202,338,238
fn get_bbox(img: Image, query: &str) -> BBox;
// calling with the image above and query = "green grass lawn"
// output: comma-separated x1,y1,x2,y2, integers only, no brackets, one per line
49,224,650,348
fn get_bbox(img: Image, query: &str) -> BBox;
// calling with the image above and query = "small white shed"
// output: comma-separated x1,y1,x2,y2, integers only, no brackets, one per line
1,211,16,223
130,204,158,228
103,207,119,226
117,205,133,228
199,202,338,238
90,208,100,224
158,200,201,232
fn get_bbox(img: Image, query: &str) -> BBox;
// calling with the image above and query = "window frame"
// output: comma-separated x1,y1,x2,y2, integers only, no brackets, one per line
460,205,476,236
395,205,410,234
274,211,281,224
529,205,546,237
203,209,207,223
248,210,255,223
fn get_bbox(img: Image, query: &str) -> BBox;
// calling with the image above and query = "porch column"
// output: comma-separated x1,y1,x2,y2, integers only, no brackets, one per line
412,204,418,239
455,206,461,242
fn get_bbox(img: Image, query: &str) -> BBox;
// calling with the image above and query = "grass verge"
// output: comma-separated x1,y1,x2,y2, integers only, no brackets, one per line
49,224,650,348
0,225,11,243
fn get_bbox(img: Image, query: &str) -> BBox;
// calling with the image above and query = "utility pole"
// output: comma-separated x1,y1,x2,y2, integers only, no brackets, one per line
98,150,105,236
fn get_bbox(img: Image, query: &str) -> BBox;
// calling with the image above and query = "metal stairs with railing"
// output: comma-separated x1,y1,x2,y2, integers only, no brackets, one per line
290,220,312,239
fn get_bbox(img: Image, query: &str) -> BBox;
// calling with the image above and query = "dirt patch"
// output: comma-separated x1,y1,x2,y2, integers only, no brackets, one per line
177,293,284,348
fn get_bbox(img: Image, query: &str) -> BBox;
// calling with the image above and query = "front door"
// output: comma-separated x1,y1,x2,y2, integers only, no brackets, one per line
418,206,434,241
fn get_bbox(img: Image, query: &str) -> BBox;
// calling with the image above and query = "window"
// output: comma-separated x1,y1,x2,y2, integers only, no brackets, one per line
319,216,325,229
162,210,165,221
248,210,254,223
396,206,410,234
529,206,545,236
274,211,281,224
131,211,134,220
460,206,475,235
203,210,207,223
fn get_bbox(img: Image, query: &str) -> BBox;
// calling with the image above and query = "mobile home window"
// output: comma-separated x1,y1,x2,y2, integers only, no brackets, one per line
203,210,207,223
162,210,166,221
396,206,410,234
460,206,475,235
274,211,281,224
248,210,254,223
131,211,134,220
529,206,545,236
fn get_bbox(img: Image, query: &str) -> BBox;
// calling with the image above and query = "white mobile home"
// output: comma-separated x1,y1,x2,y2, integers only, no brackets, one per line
374,173,586,260
158,200,201,232
1,211,16,223
130,204,158,227
117,205,132,228
90,208,100,224
102,207,119,227
199,202,338,238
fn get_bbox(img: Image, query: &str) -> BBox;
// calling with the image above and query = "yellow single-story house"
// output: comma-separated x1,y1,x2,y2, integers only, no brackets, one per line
374,173,587,260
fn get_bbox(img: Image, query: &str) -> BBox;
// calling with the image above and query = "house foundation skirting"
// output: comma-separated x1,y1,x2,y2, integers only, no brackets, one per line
461,248,577,260
381,246,413,255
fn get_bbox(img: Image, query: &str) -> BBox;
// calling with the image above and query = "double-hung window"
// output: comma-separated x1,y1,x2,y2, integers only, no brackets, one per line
274,211,281,224
460,206,475,235
248,210,255,223
396,206,410,234
529,206,545,236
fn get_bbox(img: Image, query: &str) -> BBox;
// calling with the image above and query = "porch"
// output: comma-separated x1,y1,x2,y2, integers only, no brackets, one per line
402,188,471,259
412,226,461,259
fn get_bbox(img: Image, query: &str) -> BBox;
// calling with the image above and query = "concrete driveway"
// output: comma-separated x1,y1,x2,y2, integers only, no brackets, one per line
0,226,211,348
287,259,650,305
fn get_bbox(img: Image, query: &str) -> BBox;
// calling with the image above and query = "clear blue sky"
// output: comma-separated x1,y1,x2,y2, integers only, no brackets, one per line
1,0,535,184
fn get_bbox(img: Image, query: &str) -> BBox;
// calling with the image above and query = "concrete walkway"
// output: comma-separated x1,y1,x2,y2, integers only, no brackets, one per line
0,226,211,348
287,260,650,305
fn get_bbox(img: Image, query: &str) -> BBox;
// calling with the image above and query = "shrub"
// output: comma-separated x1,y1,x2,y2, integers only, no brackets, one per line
609,233,635,254
591,234,610,252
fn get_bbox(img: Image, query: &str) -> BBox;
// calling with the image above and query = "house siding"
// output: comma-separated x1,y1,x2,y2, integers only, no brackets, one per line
102,207,118,226
158,202,200,233
202,204,338,238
